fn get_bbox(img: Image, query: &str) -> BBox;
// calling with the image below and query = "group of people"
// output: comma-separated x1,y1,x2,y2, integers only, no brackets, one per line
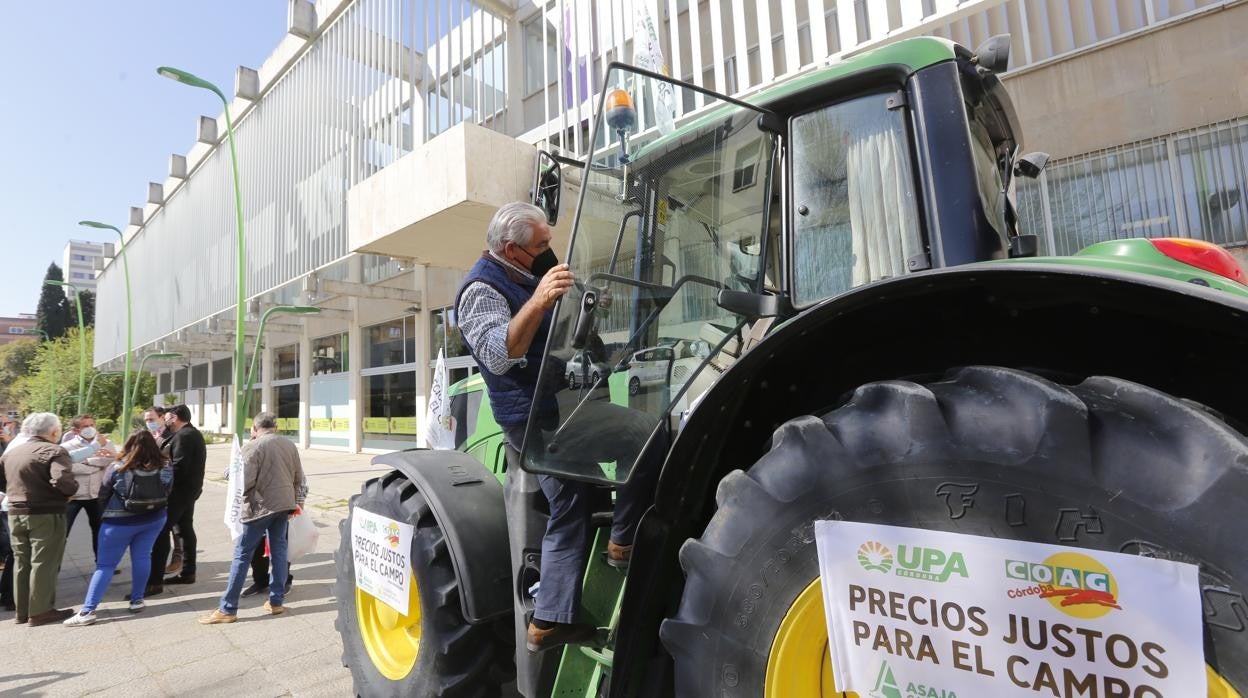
0,404,307,627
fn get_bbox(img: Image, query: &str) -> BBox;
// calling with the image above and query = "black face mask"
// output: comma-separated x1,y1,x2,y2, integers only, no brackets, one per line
518,246,559,279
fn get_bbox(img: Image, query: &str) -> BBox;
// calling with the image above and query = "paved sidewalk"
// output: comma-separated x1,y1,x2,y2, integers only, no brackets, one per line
0,443,387,697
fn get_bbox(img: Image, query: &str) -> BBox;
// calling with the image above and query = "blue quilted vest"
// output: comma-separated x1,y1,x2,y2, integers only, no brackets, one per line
455,254,558,427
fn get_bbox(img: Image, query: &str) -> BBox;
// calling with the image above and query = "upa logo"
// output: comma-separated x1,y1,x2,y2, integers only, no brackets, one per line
1004,551,1121,619
857,540,968,583
858,541,894,573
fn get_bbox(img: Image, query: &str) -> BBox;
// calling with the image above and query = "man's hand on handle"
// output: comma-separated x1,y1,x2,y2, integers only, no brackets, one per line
534,263,575,310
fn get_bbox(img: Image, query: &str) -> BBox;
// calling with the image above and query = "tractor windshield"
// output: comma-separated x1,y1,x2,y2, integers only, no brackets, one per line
521,65,777,485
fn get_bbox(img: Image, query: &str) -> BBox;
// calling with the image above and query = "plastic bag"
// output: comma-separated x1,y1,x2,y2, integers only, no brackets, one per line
287,511,319,561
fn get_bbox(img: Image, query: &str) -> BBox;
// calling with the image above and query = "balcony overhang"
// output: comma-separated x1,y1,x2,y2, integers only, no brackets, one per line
348,121,573,270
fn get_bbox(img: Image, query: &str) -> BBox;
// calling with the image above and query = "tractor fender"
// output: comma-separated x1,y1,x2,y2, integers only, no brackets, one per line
370,448,511,624
609,261,1248,697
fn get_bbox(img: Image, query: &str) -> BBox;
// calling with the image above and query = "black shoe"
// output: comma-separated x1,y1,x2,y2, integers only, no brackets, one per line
1,600,15,612
164,574,196,585
241,582,269,598
284,573,294,595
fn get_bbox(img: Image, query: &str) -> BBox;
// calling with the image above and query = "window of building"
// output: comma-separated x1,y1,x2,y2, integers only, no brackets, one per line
7,327,27,335
72,254,89,262
211,357,233,387
274,344,300,380
158,372,172,394
190,363,209,389
173,367,188,392
523,14,558,96
71,272,90,279
275,384,300,435
428,307,470,360
312,332,349,375
362,371,418,445
364,316,417,368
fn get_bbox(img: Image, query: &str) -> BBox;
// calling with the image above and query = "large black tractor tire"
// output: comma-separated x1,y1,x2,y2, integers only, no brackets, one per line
660,366,1248,697
335,471,500,697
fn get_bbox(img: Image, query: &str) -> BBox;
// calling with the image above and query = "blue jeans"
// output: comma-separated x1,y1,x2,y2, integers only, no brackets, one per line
218,512,289,614
81,514,167,613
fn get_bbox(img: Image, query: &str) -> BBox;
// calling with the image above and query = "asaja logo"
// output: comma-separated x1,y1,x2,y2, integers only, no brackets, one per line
871,659,958,698
870,659,902,698
384,521,401,549
1004,551,1121,619
858,541,894,573
858,541,969,583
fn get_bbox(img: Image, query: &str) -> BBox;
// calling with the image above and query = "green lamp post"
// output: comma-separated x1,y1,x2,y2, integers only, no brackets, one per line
45,280,86,413
84,370,122,412
240,305,320,420
22,329,54,411
131,352,182,408
79,220,134,433
158,66,250,438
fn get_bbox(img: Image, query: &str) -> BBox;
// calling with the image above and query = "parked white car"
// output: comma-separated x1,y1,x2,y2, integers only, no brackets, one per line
625,346,676,395
566,351,612,388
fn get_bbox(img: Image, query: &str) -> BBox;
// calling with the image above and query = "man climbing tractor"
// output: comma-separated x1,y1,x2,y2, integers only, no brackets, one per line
336,33,1248,698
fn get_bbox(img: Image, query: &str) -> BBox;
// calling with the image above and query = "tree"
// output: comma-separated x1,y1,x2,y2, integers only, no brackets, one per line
77,289,96,327
10,328,155,430
35,263,73,340
0,338,39,409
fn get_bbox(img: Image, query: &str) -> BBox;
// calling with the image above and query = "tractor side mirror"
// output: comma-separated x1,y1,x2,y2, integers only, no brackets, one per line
532,151,562,226
1014,152,1050,179
975,35,1011,74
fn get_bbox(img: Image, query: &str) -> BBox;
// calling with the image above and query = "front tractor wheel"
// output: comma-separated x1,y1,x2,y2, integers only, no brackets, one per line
660,366,1248,698
334,471,498,697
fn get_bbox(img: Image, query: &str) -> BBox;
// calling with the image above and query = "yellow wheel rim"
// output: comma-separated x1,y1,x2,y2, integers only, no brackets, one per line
764,578,1239,698
765,578,843,698
356,574,422,681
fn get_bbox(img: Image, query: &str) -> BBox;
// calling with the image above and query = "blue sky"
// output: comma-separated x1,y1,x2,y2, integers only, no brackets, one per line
0,1,289,317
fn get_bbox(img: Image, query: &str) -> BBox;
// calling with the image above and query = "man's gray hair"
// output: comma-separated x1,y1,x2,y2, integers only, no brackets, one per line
22,412,61,438
485,202,547,253
254,412,278,430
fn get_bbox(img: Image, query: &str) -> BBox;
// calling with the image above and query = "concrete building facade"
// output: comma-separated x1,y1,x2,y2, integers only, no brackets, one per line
91,0,1248,452
61,240,106,296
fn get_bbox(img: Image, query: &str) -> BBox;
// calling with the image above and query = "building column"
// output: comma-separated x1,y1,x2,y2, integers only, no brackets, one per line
261,346,274,414
415,265,431,444
347,297,362,453
299,324,312,449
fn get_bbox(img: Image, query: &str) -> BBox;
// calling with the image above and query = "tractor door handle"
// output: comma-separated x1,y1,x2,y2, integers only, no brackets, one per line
570,289,598,350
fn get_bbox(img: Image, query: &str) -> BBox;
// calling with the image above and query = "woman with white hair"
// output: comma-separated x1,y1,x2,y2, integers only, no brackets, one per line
0,412,79,626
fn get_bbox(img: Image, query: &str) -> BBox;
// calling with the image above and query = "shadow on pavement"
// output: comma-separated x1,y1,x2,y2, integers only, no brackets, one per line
0,672,86,696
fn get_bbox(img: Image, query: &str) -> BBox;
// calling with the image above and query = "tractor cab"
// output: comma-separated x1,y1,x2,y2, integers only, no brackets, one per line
519,36,1032,488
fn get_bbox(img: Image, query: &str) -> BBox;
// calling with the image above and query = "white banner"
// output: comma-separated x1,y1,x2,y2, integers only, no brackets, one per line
633,0,675,135
222,436,245,541
815,521,1205,697
351,508,415,616
424,348,456,450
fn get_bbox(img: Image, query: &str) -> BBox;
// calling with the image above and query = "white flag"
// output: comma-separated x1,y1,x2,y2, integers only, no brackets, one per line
425,348,456,450
634,0,675,134
223,435,245,541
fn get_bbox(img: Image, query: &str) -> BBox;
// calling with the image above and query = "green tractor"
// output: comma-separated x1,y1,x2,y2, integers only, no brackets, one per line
334,34,1248,698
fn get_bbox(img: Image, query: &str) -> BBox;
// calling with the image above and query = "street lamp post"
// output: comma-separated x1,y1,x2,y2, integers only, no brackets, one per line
45,280,86,413
240,306,320,420
84,371,122,412
158,66,250,438
22,329,54,411
131,352,182,408
79,221,134,433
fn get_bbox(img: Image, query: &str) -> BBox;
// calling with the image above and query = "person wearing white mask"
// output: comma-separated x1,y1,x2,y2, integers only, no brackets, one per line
62,415,115,568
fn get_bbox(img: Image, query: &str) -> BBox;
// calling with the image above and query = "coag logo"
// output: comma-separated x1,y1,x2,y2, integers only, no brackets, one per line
384,522,401,549
858,541,894,573
1004,551,1121,619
